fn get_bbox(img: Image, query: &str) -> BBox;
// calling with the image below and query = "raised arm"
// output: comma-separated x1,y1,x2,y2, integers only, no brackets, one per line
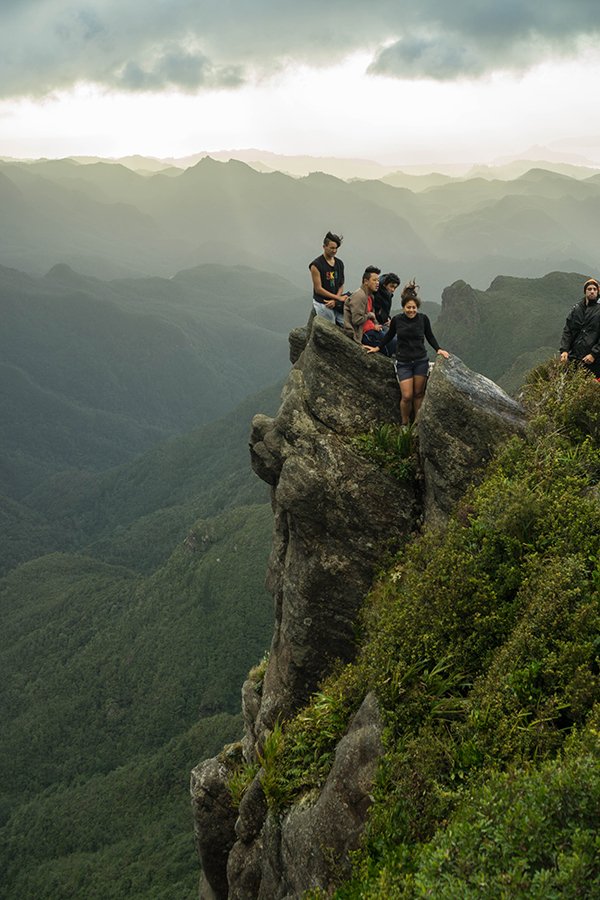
424,315,449,357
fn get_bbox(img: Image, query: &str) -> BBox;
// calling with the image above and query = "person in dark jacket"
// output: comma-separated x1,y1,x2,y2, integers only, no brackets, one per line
373,273,400,326
366,280,449,425
560,278,600,376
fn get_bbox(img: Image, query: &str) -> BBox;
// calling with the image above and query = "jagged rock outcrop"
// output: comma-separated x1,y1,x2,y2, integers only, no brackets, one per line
191,744,243,900
288,322,311,365
418,355,527,525
227,692,383,899
249,318,420,735
192,318,528,899
436,279,482,353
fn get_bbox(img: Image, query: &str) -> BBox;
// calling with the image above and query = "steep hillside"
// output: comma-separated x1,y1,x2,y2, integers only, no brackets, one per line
0,501,274,898
194,320,600,898
324,362,600,896
0,380,283,897
0,262,297,494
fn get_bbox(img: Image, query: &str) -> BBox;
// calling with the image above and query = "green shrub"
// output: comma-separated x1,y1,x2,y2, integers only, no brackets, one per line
523,358,600,446
404,746,600,898
351,424,417,480
227,760,260,809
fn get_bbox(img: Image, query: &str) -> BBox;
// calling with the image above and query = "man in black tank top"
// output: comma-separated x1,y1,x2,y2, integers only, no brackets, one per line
309,231,346,326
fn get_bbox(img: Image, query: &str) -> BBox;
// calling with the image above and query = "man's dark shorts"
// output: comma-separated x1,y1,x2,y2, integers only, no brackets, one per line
395,357,429,382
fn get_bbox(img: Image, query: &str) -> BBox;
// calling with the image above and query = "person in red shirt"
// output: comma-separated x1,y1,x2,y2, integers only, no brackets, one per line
343,266,381,343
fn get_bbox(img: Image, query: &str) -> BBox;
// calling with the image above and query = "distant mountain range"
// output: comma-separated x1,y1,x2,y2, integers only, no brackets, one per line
35,147,600,180
2,155,600,301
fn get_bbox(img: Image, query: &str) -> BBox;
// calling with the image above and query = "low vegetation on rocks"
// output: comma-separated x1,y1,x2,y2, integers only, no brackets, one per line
238,360,600,898
350,424,418,482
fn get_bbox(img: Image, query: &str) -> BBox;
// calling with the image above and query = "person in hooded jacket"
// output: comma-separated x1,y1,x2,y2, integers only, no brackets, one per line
373,273,400,326
560,277,600,377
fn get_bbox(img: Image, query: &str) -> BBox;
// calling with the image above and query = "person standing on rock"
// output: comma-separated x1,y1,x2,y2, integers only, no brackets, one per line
366,280,449,425
560,277,600,377
309,231,346,326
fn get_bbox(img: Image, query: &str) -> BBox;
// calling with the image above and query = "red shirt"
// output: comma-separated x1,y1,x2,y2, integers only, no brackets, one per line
363,295,375,332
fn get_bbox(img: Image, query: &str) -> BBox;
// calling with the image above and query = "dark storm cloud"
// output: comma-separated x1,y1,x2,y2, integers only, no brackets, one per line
368,1,600,79
1,0,600,99
115,48,244,92
371,38,488,81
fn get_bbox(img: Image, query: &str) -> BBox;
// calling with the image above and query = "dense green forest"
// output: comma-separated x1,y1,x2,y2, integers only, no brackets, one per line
2,714,241,899
0,384,281,898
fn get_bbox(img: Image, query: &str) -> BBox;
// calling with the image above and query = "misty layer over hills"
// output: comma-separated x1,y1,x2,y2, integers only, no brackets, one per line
0,260,303,497
2,154,600,299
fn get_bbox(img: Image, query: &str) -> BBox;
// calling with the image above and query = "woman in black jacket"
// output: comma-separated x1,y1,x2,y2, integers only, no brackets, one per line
367,280,449,425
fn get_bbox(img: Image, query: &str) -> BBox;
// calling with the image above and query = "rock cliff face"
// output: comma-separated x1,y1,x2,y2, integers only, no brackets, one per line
191,317,527,899
249,319,420,735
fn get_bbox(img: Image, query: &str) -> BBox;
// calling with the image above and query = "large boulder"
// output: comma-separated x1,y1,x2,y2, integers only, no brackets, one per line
418,354,527,525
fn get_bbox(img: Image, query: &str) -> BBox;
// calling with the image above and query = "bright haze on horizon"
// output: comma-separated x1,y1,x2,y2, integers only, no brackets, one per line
2,0,600,167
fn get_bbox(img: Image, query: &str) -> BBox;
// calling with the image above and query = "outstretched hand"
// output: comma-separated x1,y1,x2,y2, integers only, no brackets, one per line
365,346,380,353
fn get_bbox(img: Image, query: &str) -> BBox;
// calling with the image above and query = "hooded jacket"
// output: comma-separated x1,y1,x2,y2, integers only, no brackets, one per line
373,284,394,325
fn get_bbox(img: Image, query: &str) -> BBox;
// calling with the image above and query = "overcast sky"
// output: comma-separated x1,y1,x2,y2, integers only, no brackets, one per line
2,0,600,165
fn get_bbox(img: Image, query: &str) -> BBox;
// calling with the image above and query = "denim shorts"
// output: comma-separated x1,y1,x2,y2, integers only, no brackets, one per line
395,357,429,381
